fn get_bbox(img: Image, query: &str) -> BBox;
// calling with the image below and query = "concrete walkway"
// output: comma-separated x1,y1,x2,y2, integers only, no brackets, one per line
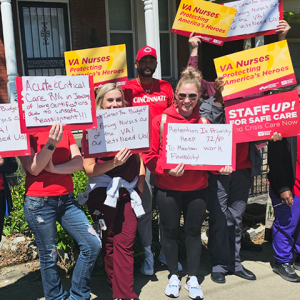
1,241,300,300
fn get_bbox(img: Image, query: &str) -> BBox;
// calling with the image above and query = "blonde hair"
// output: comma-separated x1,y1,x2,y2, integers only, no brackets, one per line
176,67,202,93
95,83,126,110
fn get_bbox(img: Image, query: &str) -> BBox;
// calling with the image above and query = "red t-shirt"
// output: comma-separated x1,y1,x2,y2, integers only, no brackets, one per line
0,173,4,190
236,142,251,170
122,78,174,119
25,131,77,197
293,132,300,197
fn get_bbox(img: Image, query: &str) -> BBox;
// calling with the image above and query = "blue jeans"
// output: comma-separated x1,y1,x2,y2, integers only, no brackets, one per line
24,193,101,300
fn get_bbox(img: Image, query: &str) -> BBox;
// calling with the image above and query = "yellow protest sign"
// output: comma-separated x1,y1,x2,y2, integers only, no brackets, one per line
65,44,127,87
214,40,296,100
172,0,237,46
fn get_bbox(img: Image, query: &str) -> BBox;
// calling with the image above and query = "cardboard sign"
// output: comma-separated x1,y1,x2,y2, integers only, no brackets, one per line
16,75,97,133
82,106,150,157
162,123,236,170
225,91,300,143
224,0,283,41
171,0,237,46
214,40,296,100
0,103,30,157
65,44,128,88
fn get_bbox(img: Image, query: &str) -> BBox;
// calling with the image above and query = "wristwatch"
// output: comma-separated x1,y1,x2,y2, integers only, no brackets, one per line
45,142,56,151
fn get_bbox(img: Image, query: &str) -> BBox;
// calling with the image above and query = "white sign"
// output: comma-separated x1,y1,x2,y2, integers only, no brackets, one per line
225,0,280,37
166,123,233,166
0,103,28,156
21,76,93,126
87,106,149,154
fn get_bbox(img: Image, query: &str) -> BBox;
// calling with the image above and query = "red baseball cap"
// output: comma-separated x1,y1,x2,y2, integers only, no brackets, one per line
136,46,157,61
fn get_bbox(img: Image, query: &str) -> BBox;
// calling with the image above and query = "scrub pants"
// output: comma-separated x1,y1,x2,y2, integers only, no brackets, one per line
270,187,300,264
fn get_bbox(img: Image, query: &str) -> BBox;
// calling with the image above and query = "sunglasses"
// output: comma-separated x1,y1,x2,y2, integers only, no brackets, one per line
177,93,198,101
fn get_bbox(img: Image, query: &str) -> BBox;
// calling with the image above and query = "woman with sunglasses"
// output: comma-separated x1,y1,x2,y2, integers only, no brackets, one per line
143,67,230,300
81,83,145,300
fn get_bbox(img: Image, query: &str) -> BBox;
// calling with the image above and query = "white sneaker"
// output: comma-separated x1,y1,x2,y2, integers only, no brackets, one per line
140,253,154,275
165,274,181,298
157,250,183,272
184,276,203,300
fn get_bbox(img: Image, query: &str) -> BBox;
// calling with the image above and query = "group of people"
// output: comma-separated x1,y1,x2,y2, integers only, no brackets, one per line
1,18,299,300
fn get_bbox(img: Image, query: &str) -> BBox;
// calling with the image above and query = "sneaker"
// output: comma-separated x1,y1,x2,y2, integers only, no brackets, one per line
293,256,300,271
157,250,183,272
185,276,204,300
165,274,181,298
140,253,154,276
273,262,300,282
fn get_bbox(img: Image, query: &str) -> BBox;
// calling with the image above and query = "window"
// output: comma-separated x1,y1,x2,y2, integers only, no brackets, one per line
106,0,177,80
106,0,136,79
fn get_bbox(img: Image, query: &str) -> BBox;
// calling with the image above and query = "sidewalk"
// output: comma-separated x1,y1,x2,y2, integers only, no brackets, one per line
1,241,300,300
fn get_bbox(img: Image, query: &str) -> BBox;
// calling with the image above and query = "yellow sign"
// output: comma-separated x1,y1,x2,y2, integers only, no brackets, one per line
65,44,127,87
172,0,237,46
214,40,296,100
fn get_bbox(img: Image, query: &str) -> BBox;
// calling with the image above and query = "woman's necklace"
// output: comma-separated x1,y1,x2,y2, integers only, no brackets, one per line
136,78,154,96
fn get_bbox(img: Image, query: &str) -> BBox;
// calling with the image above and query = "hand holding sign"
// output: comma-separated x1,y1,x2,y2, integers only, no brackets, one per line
169,163,185,177
48,123,63,147
113,147,132,167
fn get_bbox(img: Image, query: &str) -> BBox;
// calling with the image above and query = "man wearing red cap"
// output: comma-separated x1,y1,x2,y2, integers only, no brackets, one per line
123,46,174,276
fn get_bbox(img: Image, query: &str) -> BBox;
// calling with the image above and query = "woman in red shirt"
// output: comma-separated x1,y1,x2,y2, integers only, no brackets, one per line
20,124,101,300
143,67,230,300
81,83,145,300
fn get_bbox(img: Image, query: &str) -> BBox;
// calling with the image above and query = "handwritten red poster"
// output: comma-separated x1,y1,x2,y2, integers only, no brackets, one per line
81,106,151,158
225,90,300,143
16,75,97,133
224,0,283,42
0,103,30,157
162,123,236,171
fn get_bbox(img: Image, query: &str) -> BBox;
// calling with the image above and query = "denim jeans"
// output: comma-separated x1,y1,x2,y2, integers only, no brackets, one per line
24,193,101,300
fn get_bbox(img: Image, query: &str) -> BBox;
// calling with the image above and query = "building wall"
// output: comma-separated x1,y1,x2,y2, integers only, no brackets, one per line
0,0,23,103
0,0,107,103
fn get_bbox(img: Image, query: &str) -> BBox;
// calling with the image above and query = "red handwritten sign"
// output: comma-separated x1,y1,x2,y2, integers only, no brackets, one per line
225,90,300,143
0,103,30,157
162,123,236,171
16,75,97,133
224,0,283,42
82,106,152,158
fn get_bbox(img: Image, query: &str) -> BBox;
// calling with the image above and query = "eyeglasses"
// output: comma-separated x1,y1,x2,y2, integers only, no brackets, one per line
177,93,198,101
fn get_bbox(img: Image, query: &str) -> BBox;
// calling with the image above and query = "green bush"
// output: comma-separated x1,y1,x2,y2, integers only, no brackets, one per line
3,176,28,236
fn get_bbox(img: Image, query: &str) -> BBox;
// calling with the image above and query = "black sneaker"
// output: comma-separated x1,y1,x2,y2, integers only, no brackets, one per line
273,262,300,282
293,256,300,271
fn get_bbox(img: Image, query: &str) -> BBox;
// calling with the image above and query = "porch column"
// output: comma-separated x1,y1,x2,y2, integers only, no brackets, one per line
142,0,162,79
1,0,18,103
